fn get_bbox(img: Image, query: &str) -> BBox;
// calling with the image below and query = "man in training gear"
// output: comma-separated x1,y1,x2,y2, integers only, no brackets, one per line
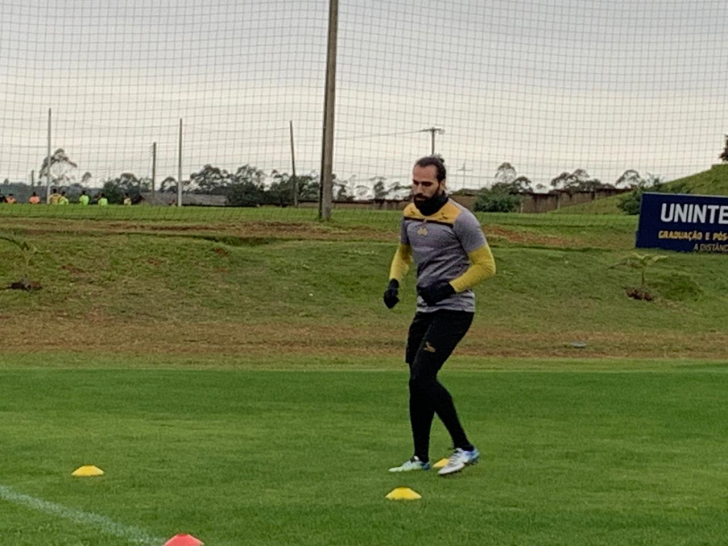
385,155,496,476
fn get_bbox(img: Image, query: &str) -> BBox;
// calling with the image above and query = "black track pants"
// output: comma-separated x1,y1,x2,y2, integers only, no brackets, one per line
405,310,474,462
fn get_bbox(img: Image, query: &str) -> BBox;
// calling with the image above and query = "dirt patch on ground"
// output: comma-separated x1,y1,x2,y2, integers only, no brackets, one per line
485,225,575,248
6,219,396,243
1,317,725,361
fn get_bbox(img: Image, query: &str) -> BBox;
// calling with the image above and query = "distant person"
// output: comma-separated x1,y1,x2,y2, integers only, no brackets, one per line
0,193,5,203
78,190,90,206
5,193,17,204
49,188,61,205
123,192,132,206
58,191,70,205
29,192,40,204
98,193,109,206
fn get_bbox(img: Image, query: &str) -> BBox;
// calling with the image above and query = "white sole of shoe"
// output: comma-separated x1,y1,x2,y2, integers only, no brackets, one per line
438,458,478,476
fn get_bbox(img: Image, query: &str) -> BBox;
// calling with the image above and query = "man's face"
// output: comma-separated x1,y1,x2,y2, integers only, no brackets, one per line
412,165,443,203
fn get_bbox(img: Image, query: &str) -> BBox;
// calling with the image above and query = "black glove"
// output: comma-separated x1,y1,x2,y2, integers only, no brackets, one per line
418,281,455,306
383,279,400,309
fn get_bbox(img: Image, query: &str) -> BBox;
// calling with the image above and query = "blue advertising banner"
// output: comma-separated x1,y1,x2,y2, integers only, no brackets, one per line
636,192,728,253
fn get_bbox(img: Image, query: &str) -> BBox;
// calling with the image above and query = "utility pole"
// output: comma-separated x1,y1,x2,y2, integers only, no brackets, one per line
177,119,183,208
319,0,339,220
152,141,157,201
46,108,52,203
457,162,472,191
289,120,298,207
420,126,445,155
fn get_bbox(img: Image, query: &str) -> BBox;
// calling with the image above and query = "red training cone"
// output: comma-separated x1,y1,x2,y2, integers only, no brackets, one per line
163,534,204,546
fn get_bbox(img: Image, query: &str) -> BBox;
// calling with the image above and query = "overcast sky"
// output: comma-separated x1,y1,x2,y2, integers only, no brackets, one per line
1,0,726,190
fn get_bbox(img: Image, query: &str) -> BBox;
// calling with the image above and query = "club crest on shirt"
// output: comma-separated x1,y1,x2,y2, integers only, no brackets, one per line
417,226,428,236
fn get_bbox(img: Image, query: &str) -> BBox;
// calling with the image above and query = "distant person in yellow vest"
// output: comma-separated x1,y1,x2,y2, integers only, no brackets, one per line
123,192,132,206
29,192,40,204
78,190,90,206
58,191,70,205
5,194,17,204
49,188,61,205
98,193,109,206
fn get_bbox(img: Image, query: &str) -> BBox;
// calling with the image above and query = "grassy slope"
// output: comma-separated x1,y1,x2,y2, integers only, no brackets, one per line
0,210,725,359
553,164,728,215
1,211,726,546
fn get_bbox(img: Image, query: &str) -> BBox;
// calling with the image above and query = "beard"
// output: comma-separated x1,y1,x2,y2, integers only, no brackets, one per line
414,190,448,216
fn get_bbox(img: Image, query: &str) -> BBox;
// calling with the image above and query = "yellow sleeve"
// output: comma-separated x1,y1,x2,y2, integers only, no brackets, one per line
449,245,496,293
388,244,412,282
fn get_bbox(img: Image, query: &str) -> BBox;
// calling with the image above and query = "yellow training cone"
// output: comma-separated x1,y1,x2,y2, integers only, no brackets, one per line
71,465,105,477
386,487,421,500
433,458,449,469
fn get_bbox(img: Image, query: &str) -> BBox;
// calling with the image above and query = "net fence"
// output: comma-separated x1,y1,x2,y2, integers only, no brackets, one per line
1,0,726,225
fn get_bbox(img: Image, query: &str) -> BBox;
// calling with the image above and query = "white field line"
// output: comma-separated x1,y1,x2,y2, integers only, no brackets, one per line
0,484,165,545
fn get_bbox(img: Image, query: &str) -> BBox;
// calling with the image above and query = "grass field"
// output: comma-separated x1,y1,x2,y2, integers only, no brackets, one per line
1,357,727,546
557,163,728,216
1,207,726,545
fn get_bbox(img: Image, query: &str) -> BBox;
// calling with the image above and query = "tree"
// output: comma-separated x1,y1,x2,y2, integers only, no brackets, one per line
371,176,389,200
160,174,192,195
492,176,532,194
494,162,517,186
334,177,356,202
294,172,320,202
227,181,265,207
226,164,267,207
615,169,643,188
550,168,606,191
267,170,297,206
550,171,573,189
102,172,150,204
387,181,410,200
190,164,231,194
617,190,643,215
617,172,668,215
160,176,176,193
39,148,78,186
81,172,93,186
355,184,371,200
720,135,728,163
474,188,522,213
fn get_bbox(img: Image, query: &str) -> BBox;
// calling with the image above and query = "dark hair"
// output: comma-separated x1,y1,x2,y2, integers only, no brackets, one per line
415,155,446,182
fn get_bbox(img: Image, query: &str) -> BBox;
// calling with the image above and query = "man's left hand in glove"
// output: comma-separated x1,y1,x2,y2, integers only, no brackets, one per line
417,281,455,306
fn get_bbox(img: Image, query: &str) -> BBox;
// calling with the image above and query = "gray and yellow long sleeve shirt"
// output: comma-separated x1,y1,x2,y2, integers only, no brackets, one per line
389,199,496,313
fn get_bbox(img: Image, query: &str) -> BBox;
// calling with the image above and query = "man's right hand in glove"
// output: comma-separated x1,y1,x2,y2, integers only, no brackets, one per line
383,279,400,309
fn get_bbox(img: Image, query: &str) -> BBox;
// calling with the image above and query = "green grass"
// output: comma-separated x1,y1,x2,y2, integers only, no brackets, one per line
665,164,728,196
556,164,728,216
551,196,626,215
0,205,726,544
0,201,634,228
0,358,727,545
1,222,726,358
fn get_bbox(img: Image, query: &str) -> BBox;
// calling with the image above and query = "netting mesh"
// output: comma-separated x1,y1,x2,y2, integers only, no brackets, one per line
0,0,726,219
335,0,727,194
